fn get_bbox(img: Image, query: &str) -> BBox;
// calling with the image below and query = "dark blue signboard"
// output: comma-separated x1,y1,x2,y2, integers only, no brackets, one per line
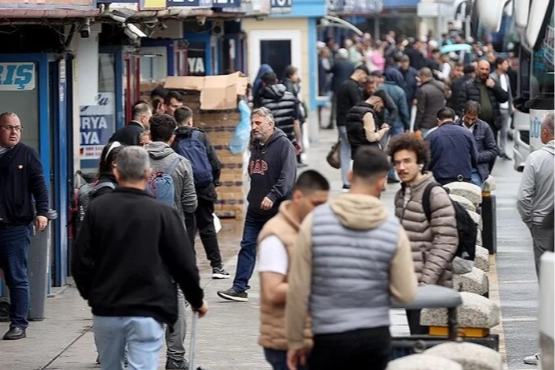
167,0,213,6
211,0,241,8
271,0,291,8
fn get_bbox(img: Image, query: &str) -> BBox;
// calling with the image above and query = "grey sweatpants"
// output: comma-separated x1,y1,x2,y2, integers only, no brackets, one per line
531,224,554,279
166,289,187,361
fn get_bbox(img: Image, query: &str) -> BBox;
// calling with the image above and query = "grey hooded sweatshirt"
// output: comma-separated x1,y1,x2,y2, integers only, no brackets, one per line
517,140,555,226
145,141,197,220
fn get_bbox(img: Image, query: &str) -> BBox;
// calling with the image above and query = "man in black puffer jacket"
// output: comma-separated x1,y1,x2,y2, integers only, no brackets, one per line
255,71,302,153
456,60,509,145
346,91,389,158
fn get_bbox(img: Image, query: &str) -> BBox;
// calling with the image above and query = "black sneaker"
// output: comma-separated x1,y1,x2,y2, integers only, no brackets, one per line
217,287,248,302
166,358,190,369
212,266,231,279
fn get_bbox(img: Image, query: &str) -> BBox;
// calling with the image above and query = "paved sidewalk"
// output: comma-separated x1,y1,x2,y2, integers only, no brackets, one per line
0,129,425,369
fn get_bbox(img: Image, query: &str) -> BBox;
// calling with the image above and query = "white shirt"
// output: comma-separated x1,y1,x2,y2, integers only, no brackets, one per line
257,235,289,275
498,73,509,109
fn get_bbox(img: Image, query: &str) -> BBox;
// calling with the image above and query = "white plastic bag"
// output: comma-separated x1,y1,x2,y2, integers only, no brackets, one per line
213,213,222,233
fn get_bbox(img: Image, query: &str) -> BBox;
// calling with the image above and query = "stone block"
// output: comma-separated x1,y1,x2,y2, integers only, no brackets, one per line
467,210,483,230
474,246,490,272
476,229,482,247
444,182,483,206
387,354,463,370
420,292,500,328
483,176,497,192
453,267,489,295
424,341,503,370
450,194,476,212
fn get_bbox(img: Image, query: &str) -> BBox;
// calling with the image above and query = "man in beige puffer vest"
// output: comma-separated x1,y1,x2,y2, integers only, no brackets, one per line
388,132,459,335
257,170,330,370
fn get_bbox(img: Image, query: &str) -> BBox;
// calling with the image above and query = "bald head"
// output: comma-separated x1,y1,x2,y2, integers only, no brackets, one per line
477,60,491,81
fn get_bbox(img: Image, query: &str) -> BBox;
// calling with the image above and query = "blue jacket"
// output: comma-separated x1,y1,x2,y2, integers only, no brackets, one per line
397,66,419,102
425,121,479,182
455,118,498,182
378,82,410,129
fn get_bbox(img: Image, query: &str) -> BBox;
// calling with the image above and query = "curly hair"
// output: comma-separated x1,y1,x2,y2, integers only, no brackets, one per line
387,132,431,172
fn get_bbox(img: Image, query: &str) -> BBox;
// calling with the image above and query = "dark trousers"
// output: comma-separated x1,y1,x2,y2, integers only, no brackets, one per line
308,327,391,370
486,120,499,172
264,347,308,370
0,224,31,329
185,198,222,268
406,309,428,335
232,213,267,292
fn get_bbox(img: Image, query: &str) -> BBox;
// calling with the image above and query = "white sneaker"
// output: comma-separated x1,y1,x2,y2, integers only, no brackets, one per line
523,353,540,365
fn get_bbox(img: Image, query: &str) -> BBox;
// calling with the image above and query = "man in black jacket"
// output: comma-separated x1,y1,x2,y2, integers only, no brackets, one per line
335,65,370,190
72,146,207,369
447,64,475,110
0,112,50,340
110,102,152,146
217,107,297,302
172,107,229,280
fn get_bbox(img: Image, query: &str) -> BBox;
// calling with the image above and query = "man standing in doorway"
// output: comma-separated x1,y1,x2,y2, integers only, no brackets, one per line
0,112,50,340
110,102,152,146
335,65,370,191
217,108,297,302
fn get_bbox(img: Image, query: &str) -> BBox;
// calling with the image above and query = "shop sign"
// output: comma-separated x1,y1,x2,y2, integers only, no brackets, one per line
167,0,212,6
187,44,207,76
139,0,166,10
212,0,241,7
0,63,35,91
271,0,291,8
79,93,115,160
0,0,95,10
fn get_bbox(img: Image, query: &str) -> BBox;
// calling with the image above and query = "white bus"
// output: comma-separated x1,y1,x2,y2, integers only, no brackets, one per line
472,0,554,171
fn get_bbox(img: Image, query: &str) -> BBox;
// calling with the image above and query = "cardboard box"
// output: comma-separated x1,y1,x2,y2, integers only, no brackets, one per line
164,72,248,111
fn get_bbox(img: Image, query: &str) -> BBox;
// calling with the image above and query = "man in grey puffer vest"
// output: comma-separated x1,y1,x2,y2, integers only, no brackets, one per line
255,71,303,154
286,147,417,370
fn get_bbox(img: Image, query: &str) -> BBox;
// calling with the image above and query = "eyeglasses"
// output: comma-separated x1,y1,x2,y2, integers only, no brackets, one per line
0,125,22,132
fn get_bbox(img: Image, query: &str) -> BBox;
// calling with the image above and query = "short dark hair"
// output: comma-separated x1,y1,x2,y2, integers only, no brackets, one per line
164,91,184,106
353,147,390,179
463,64,475,74
98,141,125,176
400,54,410,62
495,57,506,68
174,106,193,126
464,100,481,115
262,71,278,85
387,132,430,170
355,65,371,75
132,102,152,119
149,114,177,142
284,65,298,79
151,86,168,99
295,170,330,193
371,90,389,104
437,107,456,121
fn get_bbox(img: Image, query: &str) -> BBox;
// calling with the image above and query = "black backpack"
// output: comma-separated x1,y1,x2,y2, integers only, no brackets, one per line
422,182,477,262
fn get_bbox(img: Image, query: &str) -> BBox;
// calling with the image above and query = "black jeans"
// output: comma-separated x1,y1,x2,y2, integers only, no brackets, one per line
185,198,222,268
309,326,391,370
406,309,428,335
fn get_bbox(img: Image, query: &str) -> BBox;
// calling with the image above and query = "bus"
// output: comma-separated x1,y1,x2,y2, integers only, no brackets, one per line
472,0,554,171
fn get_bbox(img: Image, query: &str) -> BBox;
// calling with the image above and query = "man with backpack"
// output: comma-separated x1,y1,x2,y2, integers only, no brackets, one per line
388,133,461,335
144,114,197,370
172,107,230,279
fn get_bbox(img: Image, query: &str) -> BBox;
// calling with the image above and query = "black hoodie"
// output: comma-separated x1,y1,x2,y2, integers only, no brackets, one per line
247,128,297,221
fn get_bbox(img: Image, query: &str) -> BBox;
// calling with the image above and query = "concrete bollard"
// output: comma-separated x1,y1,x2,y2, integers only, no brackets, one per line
420,292,500,329
467,210,483,231
444,182,482,206
474,246,490,272
424,341,503,370
481,175,497,254
450,194,477,212
452,267,489,296
386,354,463,370
476,229,483,247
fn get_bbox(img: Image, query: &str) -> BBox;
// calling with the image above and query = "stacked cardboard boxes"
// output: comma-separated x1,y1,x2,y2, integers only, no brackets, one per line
165,73,249,220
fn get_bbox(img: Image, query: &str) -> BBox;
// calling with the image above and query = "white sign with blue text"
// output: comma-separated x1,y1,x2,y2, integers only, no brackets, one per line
0,63,35,91
80,92,115,160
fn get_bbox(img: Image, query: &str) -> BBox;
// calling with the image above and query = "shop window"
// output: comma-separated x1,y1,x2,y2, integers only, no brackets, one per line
140,46,168,84
260,40,291,81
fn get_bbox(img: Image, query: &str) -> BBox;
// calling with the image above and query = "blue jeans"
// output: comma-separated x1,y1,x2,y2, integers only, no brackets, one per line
232,214,267,292
0,224,31,329
94,315,165,370
264,347,308,370
338,126,351,187
470,169,484,189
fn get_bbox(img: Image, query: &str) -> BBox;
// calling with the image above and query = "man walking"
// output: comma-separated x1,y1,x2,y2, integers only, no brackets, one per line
425,107,479,185
388,132,459,334
217,107,297,302
172,106,230,279
145,114,197,369
456,101,498,188
258,170,330,370
414,67,445,137
72,146,207,370
335,65,370,190
517,111,554,366
110,102,152,146
0,112,50,340
286,147,417,370
490,57,513,160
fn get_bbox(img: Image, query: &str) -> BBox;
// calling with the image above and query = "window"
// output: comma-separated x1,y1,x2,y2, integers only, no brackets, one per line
260,40,291,82
530,7,554,99
140,47,168,84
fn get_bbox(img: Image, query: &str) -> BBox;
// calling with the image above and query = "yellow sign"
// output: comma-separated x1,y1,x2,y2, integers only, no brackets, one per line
140,0,166,10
